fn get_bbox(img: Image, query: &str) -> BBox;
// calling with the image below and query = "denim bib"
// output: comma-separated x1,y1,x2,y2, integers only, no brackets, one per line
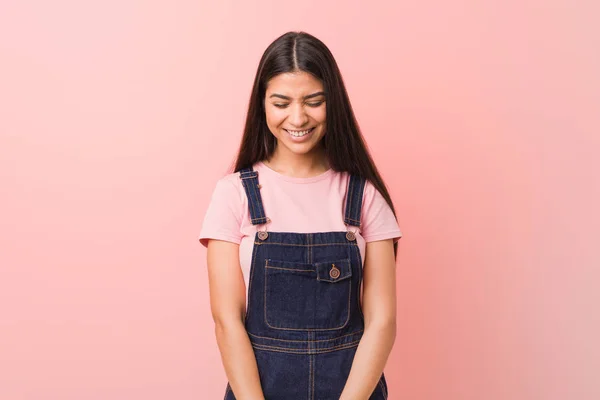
223,166,388,400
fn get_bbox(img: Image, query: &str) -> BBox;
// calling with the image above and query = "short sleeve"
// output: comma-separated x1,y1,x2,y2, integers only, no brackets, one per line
198,177,243,248
360,180,403,243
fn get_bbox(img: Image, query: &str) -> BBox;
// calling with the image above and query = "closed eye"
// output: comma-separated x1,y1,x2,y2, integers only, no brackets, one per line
274,101,324,109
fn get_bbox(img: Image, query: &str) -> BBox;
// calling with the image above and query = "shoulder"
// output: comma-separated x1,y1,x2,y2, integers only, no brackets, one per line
219,171,241,185
205,171,247,212
361,177,392,216
361,178,379,203
198,171,246,247
359,178,403,243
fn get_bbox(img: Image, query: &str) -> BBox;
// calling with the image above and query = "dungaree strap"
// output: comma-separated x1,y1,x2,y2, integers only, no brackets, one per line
239,167,268,225
344,174,366,227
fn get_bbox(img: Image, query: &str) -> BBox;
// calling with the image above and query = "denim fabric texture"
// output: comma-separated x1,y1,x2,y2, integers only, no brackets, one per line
224,166,388,400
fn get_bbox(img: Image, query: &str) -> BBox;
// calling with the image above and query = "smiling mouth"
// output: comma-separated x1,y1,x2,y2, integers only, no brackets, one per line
285,127,315,137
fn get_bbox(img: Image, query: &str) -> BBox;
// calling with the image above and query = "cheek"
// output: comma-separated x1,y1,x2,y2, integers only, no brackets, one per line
265,107,286,126
312,108,326,123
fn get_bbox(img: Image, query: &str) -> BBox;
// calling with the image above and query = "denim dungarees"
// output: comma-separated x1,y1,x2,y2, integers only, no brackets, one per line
224,166,388,400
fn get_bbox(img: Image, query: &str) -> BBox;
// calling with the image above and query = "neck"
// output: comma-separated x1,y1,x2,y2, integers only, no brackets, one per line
264,146,329,178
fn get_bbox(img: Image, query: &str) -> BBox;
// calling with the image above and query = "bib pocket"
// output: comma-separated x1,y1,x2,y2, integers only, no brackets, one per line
264,258,352,330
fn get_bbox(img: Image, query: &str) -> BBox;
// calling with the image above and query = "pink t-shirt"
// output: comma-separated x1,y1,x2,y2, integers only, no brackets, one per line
199,161,402,304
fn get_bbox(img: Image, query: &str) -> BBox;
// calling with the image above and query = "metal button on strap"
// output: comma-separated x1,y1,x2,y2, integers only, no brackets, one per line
257,184,262,189
258,231,268,240
329,264,341,279
346,231,356,241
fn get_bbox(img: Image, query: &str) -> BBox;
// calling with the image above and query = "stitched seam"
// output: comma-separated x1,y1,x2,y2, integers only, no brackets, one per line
244,237,260,321
308,235,314,329
241,172,257,220
308,334,313,400
353,244,366,322
247,329,364,343
255,177,266,220
312,354,315,400
264,259,269,330
254,242,357,247
307,348,311,400
318,271,352,283
251,340,361,354
248,176,259,219
345,175,355,224
315,258,351,282
239,167,255,175
241,176,258,224
265,266,314,272
263,256,352,331
263,268,352,331
268,259,314,268
252,339,361,351
308,233,312,263
311,344,315,400
249,176,266,220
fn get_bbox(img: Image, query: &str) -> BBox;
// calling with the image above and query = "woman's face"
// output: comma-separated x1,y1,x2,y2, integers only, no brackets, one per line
264,71,327,157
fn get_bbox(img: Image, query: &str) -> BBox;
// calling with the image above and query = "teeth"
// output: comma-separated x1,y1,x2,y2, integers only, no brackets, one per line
286,128,313,137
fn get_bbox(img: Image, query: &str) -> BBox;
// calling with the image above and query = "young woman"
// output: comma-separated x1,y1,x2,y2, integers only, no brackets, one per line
199,31,402,400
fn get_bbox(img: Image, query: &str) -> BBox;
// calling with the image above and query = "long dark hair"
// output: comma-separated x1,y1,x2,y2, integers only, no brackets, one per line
230,31,399,258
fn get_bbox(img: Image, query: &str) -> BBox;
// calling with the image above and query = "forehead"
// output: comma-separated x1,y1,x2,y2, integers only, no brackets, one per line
265,71,323,95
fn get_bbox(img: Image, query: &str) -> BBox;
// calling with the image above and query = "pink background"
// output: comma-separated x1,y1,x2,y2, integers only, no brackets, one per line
1,1,598,399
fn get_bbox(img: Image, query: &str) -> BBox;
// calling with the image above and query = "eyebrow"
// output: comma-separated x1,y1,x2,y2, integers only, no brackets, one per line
268,91,326,100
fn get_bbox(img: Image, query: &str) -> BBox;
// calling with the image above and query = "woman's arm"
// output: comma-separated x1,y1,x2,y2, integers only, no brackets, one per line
340,238,397,400
206,239,265,400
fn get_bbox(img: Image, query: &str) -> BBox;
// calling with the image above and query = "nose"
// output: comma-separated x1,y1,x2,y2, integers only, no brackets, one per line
288,103,309,127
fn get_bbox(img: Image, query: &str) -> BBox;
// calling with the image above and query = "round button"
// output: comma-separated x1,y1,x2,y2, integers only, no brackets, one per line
257,231,268,240
346,231,356,241
329,265,341,279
